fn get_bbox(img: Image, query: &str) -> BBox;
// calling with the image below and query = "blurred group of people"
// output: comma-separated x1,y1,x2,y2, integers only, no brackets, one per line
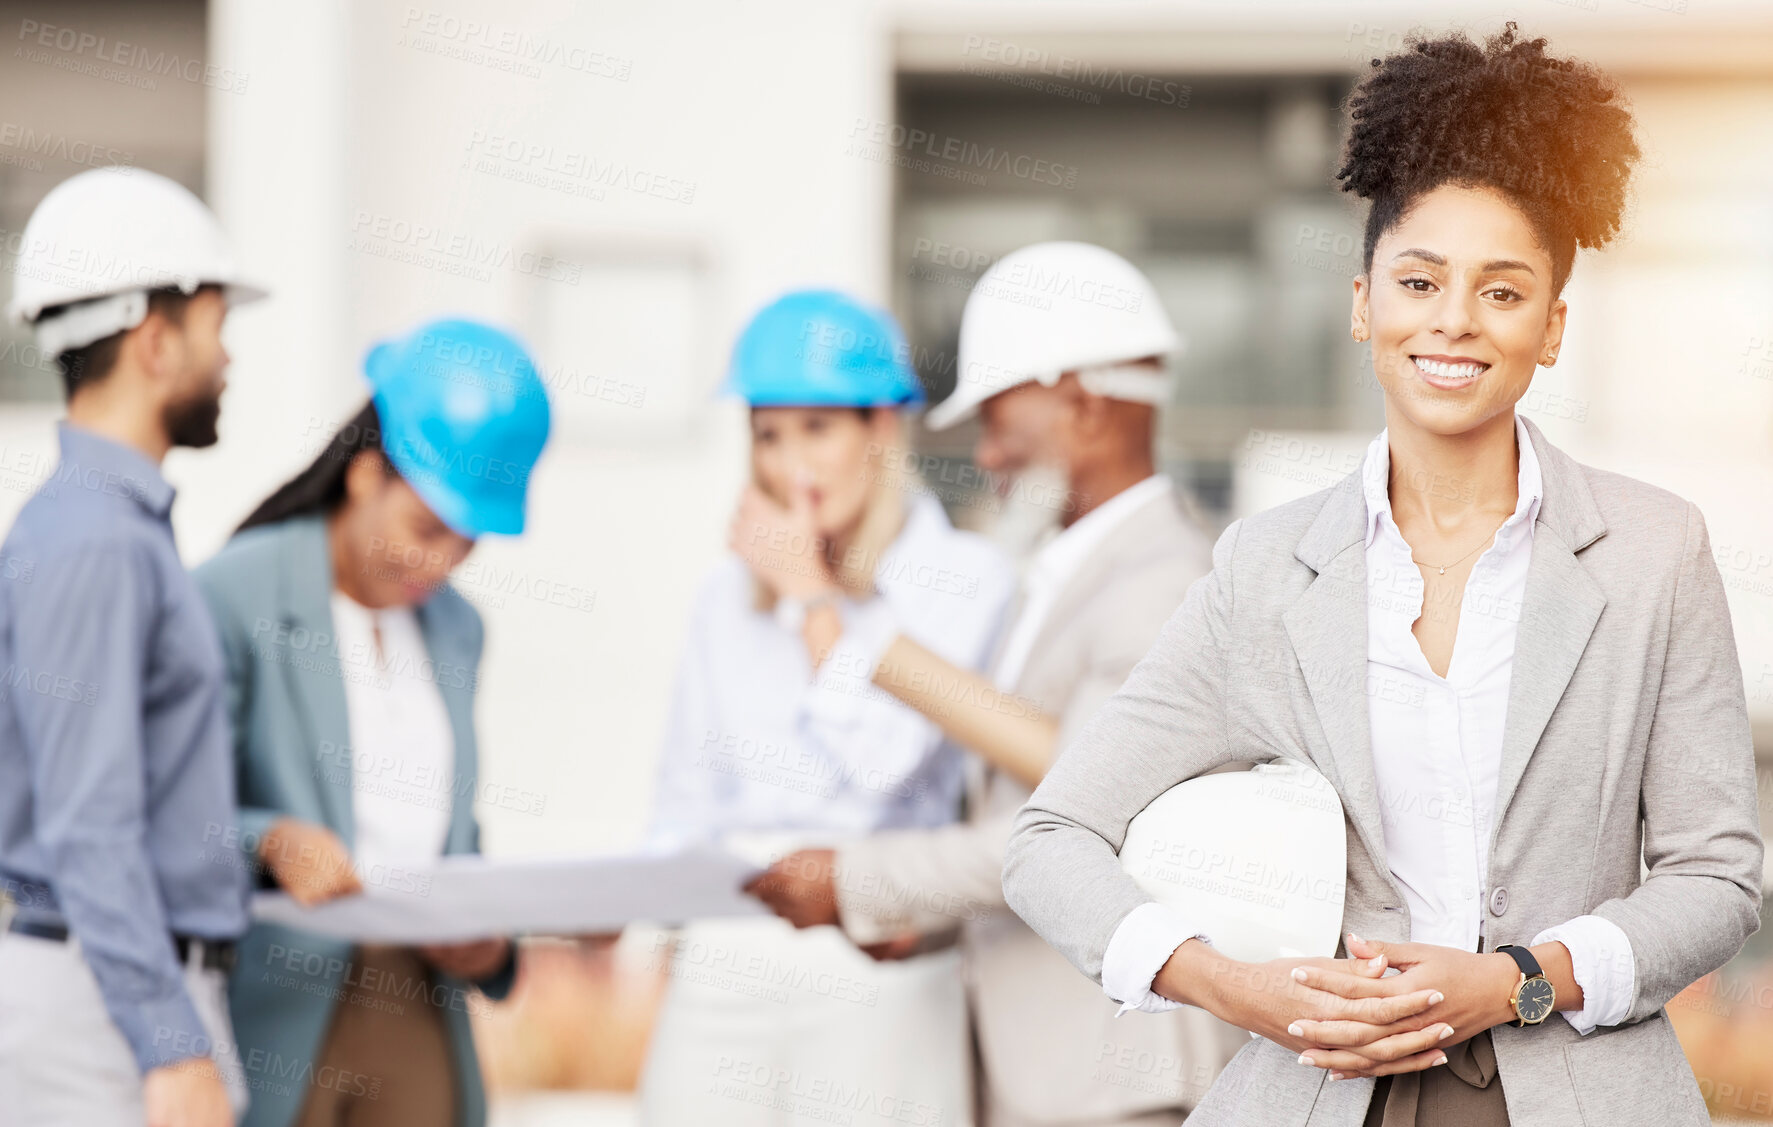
5,23,1766,1127
0,166,1238,1127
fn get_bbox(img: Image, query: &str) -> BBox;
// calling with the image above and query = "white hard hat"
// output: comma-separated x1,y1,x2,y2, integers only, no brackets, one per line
926,241,1181,431
1119,759,1347,963
6,166,267,355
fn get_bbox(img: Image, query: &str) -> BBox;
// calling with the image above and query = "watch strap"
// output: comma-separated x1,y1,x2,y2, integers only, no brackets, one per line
1496,943,1544,1027
1495,943,1543,980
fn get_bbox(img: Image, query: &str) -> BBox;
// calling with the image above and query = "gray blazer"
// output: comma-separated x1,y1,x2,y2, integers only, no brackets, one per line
837,486,1248,1123
1002,417,1764,1127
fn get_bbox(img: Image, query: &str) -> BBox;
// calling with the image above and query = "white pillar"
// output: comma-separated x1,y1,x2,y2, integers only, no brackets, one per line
178,0,356,559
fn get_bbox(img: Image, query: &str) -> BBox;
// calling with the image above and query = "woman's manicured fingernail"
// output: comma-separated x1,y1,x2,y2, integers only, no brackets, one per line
1368,956,1384,971
1440,1025,1455,1040
1292,967,1308,982
1328,1072,1344,1081
1298,1053,1314,1066
1348,932,1361,943
1288,1022,1304,1037
1433,1055,1448,1066
1429,991,1445,1005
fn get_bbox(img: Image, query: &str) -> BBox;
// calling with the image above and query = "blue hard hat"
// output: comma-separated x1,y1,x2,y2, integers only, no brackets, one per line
364,318,552,538
723,289,925,408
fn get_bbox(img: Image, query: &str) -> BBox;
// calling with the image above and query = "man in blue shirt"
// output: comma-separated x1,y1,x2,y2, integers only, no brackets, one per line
0,167,267,1127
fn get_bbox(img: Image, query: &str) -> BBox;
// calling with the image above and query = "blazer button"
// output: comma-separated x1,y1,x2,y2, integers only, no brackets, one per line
1488,886,1509,916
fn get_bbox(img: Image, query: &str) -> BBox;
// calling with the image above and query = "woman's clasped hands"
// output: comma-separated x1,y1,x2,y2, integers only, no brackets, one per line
1277,934,1519,1081
1168,932,1519,1082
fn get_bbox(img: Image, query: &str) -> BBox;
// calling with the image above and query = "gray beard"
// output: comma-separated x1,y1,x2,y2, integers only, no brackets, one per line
989,462,1071,563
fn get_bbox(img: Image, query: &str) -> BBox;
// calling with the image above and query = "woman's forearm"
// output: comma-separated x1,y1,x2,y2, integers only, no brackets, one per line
869,634,1056,789
1528,940,1584,1015
1154,937,1237,1015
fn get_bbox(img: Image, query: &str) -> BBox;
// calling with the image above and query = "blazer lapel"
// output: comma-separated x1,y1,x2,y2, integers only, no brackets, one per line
1489,418,1607,844
275,516,356,848
1281,469,1391,879
1015,488,1183,677
1278,417,1609,891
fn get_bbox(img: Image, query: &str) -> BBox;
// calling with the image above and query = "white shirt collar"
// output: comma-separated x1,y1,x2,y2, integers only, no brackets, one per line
1028,474,1173,592
1360,414,1543,550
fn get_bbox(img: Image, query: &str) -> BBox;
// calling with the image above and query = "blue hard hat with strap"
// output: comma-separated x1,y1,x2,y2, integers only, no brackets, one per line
723,289,924,408
364,318,552,537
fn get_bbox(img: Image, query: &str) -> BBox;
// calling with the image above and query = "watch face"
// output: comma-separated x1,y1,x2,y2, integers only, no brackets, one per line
1516,976,1556,1023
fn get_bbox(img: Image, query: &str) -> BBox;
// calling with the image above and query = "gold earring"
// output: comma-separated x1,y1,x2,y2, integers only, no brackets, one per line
1352,328,1367,343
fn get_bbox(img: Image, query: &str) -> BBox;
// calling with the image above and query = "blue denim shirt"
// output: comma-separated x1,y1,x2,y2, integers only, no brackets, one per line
0,423,248,1072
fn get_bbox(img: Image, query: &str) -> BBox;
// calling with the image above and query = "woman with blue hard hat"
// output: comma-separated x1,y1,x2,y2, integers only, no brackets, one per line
192,319,550,1127
637,290,1017,1126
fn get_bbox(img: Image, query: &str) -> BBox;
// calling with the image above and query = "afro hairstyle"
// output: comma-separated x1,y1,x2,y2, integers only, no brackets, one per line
1336,23,1641,294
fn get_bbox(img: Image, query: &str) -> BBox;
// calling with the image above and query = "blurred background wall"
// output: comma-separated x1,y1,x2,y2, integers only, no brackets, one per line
2,0,1772,1121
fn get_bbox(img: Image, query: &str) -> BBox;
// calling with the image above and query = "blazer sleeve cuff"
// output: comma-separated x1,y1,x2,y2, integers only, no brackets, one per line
1102,901,1209,1016
1533,915,1636,1034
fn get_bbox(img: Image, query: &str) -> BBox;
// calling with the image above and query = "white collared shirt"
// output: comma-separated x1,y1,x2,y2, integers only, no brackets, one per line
1100,415,1634,1035
993,474,1175,691
329,592,455,876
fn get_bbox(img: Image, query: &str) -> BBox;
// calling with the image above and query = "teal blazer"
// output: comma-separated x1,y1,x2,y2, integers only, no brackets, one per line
195,515,515,1127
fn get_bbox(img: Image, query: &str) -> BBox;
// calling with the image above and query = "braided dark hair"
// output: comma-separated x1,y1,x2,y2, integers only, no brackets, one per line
1337,23,1641,293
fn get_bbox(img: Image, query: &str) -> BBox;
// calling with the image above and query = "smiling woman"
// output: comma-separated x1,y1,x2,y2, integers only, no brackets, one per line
1001,22,1764,1127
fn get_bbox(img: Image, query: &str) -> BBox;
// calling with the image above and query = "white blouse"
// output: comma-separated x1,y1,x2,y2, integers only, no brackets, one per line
646,493,1016,850
1102,415,1634,1036
329,591,455,877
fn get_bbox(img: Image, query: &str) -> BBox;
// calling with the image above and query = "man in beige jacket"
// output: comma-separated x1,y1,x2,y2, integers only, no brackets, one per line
749,242,1248,1126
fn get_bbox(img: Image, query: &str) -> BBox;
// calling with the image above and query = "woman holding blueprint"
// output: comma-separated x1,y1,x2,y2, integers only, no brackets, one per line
640,290,1015,1126
193,319,552,1127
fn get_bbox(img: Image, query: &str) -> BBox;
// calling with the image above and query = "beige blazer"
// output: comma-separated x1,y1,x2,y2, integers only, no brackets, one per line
837,486,1250,1125
1003,417,1765,1126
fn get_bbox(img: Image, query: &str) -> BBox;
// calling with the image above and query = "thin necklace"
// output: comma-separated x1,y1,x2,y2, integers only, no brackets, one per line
1411,515,1511,576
